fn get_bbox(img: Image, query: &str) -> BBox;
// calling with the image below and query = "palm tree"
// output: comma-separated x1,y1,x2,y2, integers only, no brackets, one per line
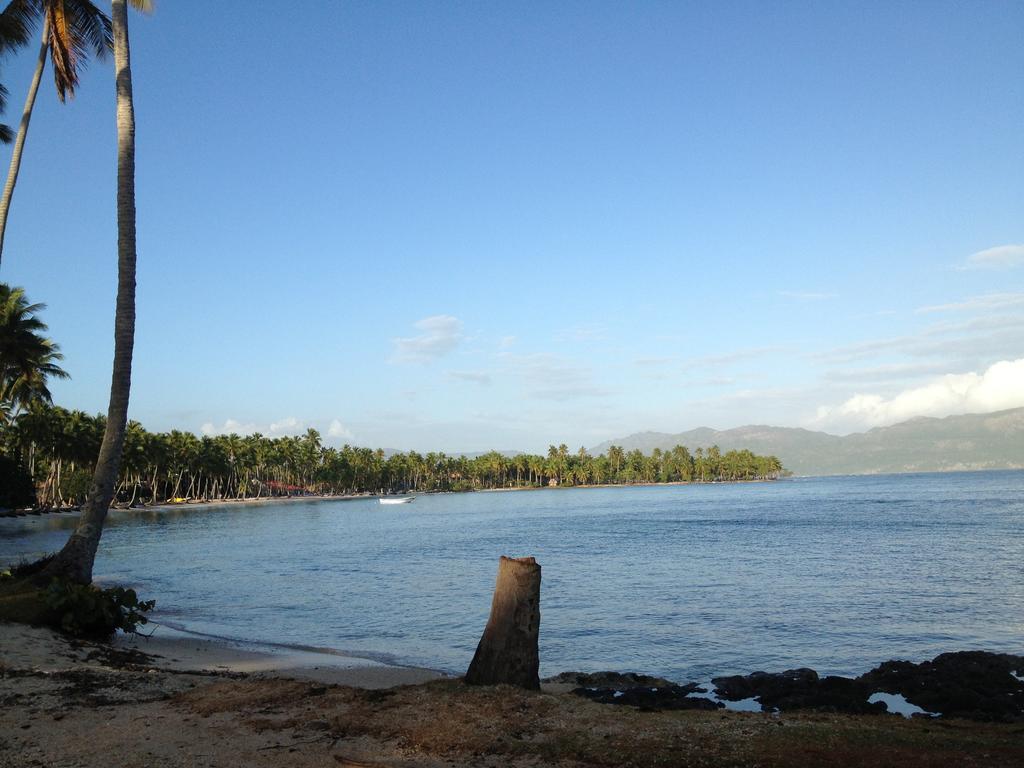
0,282,68,418
0,12,32,142
42,0,147,585
0,0,113,267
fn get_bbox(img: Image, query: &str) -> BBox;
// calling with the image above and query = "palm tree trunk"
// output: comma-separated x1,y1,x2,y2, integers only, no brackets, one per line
41,0,137,585
0,16,50,269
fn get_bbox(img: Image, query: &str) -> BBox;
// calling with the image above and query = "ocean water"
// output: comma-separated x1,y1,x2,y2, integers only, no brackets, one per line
2,471,1022,680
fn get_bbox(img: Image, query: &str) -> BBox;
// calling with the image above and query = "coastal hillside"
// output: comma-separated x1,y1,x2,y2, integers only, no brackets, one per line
591,408,1024,476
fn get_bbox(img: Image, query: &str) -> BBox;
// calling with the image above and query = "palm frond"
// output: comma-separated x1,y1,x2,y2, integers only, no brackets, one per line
37,1,114,101
69,0,112,58
0,0,38,54
48,1,78,102
0,124,13,144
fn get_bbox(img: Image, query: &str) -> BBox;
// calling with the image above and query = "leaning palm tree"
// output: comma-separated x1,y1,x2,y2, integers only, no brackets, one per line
0,282,69,418
42,0,148,585
0,0,112,268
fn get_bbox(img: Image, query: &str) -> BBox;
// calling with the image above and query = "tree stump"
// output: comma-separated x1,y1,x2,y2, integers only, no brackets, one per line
465,555,541,689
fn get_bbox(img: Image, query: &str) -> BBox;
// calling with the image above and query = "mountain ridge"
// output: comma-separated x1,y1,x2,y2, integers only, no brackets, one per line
589,408,1024,476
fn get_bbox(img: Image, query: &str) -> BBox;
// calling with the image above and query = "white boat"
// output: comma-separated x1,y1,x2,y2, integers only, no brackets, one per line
378,496,414,505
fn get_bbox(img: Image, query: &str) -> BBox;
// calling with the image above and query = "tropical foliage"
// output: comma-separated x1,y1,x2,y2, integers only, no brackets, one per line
0,0,114,264
1,405,786,508
0,282,68,420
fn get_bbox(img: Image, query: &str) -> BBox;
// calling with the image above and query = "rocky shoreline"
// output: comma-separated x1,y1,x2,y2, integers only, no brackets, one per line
562,651,1024,721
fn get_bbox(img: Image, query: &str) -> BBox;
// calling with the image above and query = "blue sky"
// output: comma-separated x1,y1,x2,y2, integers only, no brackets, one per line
2,1,1023,452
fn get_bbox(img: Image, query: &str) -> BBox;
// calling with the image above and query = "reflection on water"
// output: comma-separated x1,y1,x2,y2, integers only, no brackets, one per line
2,471,1022,679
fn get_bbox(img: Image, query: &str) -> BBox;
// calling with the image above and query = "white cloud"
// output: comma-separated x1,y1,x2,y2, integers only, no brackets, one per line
959,244,1024,271
200,417,307,437
269,417,303,435
327,419,353,439
814,358,1024,430
200,418,258,436
391,315,463,363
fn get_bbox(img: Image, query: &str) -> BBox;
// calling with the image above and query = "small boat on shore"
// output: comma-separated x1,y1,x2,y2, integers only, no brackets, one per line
378,496,414,505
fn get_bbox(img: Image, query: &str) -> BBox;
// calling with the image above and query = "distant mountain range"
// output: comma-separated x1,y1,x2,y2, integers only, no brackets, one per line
589,408,1024,477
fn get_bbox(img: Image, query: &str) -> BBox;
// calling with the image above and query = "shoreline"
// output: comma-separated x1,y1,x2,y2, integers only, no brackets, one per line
112,620,447,688
3,478,782,518
3,621,1022,768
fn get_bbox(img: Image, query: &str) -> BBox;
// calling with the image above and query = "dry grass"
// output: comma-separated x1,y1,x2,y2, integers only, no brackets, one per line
178,677,1024,767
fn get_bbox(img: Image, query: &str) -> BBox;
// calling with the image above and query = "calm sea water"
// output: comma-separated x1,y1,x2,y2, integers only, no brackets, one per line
2,471,1022,680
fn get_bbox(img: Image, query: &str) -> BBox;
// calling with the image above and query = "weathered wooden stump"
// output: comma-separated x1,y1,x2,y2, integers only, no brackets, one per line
465,555,541,689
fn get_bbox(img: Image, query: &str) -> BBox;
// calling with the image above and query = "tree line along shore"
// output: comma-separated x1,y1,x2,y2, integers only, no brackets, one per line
1,404,786,509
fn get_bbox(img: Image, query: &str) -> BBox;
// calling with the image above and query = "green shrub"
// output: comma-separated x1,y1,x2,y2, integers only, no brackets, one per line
43,580,155,638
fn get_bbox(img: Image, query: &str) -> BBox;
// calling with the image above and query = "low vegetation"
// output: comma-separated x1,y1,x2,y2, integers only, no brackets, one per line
1,555,153,638
178,677,1024,768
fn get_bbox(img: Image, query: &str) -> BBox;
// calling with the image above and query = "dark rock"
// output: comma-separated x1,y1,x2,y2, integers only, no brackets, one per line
712,668,818,701
544,671,674,689
572,683,723,712
857,651,1024,722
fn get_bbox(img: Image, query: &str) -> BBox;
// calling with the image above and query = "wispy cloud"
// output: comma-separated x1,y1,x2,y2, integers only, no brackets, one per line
554,323,607,343
503,352,609,401
823,362,951,384
391,315,463,363
916,292,1024,314
679,346,783,371
684,376,735,388
814,314,1024,364
958,244,1024,271
779,290,838,301
447,370,492,386
814,358,1024,430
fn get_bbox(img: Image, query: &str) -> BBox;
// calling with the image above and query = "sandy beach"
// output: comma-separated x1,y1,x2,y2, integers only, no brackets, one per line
3,621,1023,768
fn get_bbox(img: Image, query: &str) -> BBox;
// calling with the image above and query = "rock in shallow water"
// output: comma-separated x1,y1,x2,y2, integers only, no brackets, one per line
710,652,1024,720
562,652,1024,720
712,668,886,715
858,651,1024,722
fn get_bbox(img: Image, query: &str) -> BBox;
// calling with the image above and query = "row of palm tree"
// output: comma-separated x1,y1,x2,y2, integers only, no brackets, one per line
2,405,786,507
0,0,149,585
